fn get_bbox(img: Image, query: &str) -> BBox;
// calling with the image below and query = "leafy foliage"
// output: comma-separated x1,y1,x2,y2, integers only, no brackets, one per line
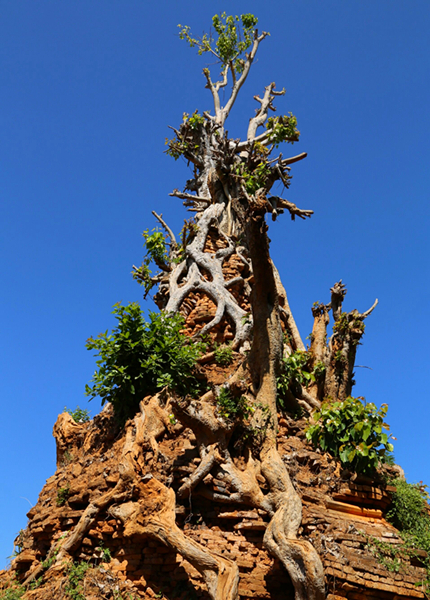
242,161,271,194
216,388,253,421
0,584,25,600
184,110,205,130
65,562,90,600
40,544,61,571
85,304,205,424
387,479,430,538
387,479,430,588
133,229,169,296
333,311,366,346
96,541,112,563
362,480,430,588
179,13,259,73
306,397,394,474
56,485,70,507
64,406,90,423
142,229,168,266
277,351,323,409
364,534,404,573
266,114,299,147
214,343,233,366
165,111,206,162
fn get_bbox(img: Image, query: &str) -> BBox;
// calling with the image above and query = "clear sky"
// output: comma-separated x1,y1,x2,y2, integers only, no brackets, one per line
1,1,429,567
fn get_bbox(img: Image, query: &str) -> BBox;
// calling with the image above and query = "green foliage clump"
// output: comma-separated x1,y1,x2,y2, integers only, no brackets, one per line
234,161,271,195
363,479,430,588
216,388,253,421
165,112,204,161
278,351,315,393
65,561,90,600
184,110,205,130
142,229,168,266
266,114,300,147
277,351,323,409
214,343,233,366
85,303,205,424
387,479,430,544
364,534,404,573
0,584,25,600
333,312,366,345
133,229,169,296
56,485,70,507
179,13,259,73
64,406,90,423
96,541,112,563
306,397,394,474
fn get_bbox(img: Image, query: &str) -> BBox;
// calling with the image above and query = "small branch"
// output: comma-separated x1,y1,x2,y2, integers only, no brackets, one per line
298,387,321,411
275,162,291,189
177,446,218,499
203,68,222,122
169,189,211,204
273,264,305,351
225,276,244,288
235,129,271,151
360,298,378,319
152,211,177,248
214,65,229,91
269,196,314,220
229,60,236,86
280,152,308,166
247,82,280,141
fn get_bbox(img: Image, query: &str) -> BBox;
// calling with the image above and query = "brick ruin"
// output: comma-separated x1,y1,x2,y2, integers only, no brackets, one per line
1,407,427,600
0,230,427,600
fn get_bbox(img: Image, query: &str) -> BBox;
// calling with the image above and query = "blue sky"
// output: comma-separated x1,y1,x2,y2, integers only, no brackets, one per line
1,1,429,567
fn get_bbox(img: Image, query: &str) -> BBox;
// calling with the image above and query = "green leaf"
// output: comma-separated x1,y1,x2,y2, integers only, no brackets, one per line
348,448,357,462
85,304,206,425
305,396,394,475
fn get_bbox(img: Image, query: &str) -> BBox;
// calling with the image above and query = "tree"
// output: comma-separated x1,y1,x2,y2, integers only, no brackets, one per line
135,13,329,599
19,14,381,600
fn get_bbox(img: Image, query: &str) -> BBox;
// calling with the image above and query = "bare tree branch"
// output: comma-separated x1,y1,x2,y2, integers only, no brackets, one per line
203,68,222,122
214,65,229,91
360,298,379,319
169,189,211,204
247,82,281,141
280,152,308,167
235,129,271,150
269,196,314,220
152,211,177,248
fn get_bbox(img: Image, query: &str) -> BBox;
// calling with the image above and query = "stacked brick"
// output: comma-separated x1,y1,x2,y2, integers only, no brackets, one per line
2,406,427,600
1,230,427,599
278,422,427,599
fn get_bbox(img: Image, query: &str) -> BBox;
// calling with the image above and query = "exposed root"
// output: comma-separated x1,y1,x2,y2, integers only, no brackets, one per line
177,444,218,499
41,397,240,600
261,447,325,600
264,513,325,600
165,204,252,346
110,477,239,600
